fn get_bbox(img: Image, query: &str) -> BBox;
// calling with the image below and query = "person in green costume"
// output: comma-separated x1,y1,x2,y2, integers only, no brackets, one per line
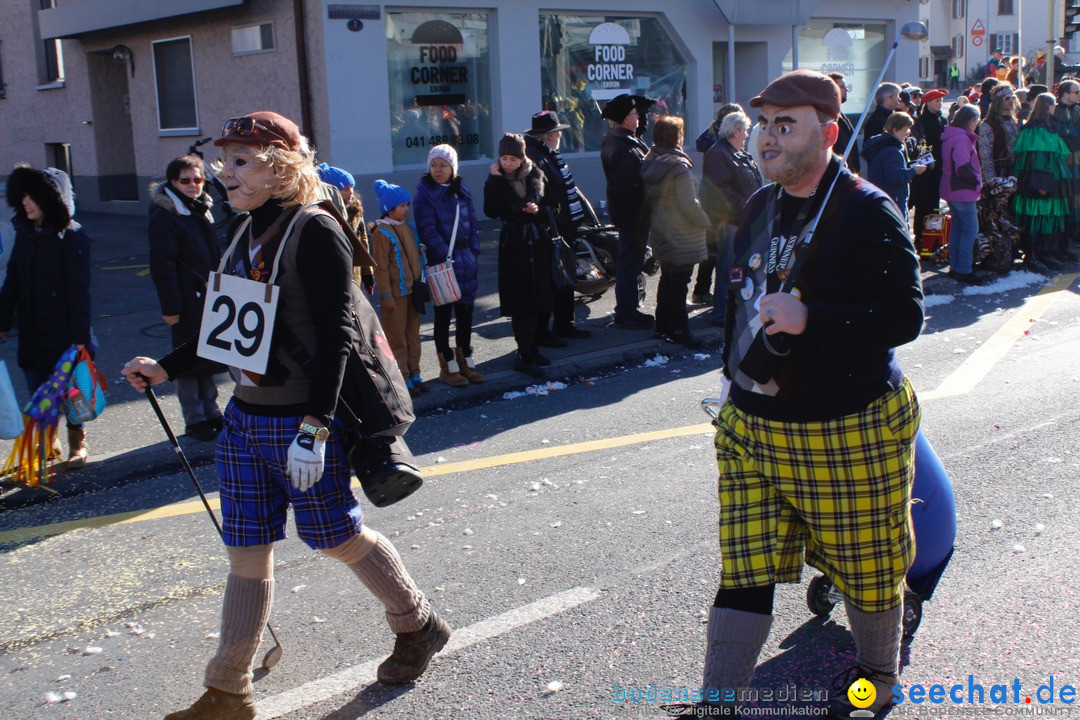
1012,93,1077,272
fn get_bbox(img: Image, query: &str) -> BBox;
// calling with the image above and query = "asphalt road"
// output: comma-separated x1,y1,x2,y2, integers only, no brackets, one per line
0,269,1078,720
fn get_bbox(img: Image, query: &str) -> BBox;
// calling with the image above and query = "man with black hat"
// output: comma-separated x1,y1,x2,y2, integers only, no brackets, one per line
601,93,655,329
525,110,592,341
827,72,860,174
690,70,924,720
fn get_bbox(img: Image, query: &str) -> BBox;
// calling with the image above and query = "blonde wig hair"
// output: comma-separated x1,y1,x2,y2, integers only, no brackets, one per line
214,138,322,207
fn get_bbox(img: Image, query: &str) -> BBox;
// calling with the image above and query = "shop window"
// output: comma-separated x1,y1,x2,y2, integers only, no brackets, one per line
385,11,493,167
784,22,887,113
152,37,199,132
539,14,688,153
232,22,275,55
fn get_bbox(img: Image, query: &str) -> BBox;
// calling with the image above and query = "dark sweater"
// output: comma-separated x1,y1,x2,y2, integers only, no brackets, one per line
722,157,924,421
159,201,354,425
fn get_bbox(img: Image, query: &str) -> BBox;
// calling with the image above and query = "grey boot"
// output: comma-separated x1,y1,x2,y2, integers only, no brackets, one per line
702,606,773,701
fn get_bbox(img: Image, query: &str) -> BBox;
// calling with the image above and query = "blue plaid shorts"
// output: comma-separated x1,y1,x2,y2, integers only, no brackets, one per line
215,400,364,549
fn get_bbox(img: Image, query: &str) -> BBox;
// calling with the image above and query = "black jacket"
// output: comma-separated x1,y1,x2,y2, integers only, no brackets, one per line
484,164,554,318
601,126,649,233
147,182,222,348
835,112,862,174
723,157,924,421
863,104,892,144
0,218,92,373
524,135,576,231
700,138,763,227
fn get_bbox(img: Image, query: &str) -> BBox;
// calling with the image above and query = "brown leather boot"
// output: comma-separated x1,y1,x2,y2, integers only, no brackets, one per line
378,611,451,684
162,688,256,720
66,426,88,470
437,353,469,387
49,432,63,461
455,347,485,383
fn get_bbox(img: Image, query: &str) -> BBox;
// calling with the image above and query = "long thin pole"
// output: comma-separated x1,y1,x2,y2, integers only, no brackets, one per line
1049,0,1058,86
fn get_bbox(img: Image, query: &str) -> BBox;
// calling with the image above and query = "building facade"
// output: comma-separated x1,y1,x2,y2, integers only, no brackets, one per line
1,0,922,216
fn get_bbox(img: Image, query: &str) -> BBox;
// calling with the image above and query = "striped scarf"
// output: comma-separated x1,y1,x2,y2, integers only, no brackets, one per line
547,146,585,222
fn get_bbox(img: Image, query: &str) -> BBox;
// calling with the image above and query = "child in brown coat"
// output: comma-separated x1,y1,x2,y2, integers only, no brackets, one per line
371,180,428,395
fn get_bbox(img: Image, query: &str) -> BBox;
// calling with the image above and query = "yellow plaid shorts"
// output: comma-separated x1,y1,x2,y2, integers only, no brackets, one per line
714,379,920,612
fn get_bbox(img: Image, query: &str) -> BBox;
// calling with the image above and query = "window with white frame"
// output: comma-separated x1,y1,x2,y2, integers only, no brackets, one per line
232,22,275,55
152,37,199,132
952,0,966,20
39,0,64,83
990,33,1017,54
952,34,964,59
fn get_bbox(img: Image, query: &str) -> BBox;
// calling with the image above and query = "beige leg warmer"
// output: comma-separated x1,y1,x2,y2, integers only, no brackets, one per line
322,527,430,634
203,545,275,695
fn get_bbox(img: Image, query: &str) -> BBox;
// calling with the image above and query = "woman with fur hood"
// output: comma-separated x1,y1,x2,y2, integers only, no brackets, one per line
148,155,224,441
0,165,92,468
641,116,708,349
484,132,553,379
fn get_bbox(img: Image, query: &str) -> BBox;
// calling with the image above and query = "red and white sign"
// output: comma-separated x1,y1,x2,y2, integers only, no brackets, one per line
972,35,984,46
971,19,986,35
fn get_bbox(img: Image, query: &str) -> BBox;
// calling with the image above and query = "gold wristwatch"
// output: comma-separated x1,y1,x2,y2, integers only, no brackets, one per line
299,422,330,442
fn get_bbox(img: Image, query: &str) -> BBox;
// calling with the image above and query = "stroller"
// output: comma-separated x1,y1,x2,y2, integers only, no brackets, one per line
806,429,956,638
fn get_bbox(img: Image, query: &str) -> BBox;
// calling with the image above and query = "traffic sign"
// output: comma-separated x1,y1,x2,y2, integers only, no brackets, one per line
971,19,986,35
972,35,984,46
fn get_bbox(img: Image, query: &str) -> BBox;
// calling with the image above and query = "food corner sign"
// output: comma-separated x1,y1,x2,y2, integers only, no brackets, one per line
409,19,468,106
587,22,634,101
820,27,856,76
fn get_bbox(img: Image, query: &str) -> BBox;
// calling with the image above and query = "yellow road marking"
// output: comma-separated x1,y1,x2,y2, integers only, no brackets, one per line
102,264,150,271
0,423,713,546
920,272,1079,400
136,269,150,277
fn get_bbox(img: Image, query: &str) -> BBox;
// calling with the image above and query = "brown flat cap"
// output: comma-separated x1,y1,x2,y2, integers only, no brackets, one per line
215,111,303,152
750,69,842,120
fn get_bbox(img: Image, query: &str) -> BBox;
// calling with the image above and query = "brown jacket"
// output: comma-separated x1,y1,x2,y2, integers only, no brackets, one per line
370,221,424,299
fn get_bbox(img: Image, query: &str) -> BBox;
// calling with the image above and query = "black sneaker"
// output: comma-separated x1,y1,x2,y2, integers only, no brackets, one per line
378,611,452,684
185,421,218,442
691,292,714,305
163,688,256,720
827,664,898,719
947,270,988,286
1022,257,1050,274
513,354,547,379
532,351,552,367
207,416,224,432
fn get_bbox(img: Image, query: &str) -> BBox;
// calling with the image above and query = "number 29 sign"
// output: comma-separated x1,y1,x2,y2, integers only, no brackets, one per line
197,272,279,375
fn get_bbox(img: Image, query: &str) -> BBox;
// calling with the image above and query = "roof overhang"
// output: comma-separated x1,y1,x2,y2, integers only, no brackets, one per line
711,0,823,25
39,0,246,40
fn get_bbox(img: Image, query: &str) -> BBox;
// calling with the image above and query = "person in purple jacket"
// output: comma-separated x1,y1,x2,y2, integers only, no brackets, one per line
940,104,986,284
413,144,485,387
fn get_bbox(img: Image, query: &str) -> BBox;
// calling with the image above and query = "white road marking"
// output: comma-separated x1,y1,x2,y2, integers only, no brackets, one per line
255,586,601,719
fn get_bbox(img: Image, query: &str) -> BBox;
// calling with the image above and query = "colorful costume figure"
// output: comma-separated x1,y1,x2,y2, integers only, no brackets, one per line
1012,120,1071,266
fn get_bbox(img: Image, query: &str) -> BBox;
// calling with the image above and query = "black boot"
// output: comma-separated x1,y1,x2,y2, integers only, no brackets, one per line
513,350,546,379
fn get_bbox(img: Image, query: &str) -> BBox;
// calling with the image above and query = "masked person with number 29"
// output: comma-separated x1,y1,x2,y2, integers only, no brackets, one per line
122,111,449,720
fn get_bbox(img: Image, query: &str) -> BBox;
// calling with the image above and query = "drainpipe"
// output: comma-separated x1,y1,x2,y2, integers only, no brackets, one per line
792,25,800,69
727,21,735,103
294,0,314,146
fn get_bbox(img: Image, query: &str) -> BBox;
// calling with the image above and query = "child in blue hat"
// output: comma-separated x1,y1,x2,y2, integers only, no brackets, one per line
371,180,428,395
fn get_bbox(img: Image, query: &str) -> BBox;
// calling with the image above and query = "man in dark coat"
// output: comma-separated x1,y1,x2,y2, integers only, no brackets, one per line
148,155,224,440
862,82,900,144
911,89,948,244
601,93,654,329
524,110,592,341
828,72,860,174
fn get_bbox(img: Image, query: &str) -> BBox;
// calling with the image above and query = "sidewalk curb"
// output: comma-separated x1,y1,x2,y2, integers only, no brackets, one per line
0,324,723,512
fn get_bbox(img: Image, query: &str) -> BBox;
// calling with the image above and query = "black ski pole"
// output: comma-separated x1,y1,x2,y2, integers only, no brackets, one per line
142,381,283,669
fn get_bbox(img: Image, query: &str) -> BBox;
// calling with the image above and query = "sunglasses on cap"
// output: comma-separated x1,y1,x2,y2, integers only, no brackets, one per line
221,116,292,146
177,177,205,185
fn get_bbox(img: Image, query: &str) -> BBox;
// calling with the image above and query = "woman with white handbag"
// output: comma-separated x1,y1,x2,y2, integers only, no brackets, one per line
413,144,485,387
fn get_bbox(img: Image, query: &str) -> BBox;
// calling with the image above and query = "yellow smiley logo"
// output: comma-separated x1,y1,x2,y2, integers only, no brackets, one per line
847,678,877,709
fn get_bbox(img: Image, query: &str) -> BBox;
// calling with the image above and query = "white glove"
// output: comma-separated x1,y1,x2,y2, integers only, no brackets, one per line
287,431,326,492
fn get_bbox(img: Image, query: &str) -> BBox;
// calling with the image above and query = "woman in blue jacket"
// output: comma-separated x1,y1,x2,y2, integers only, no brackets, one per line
863,111,927,218
413,144,485,387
